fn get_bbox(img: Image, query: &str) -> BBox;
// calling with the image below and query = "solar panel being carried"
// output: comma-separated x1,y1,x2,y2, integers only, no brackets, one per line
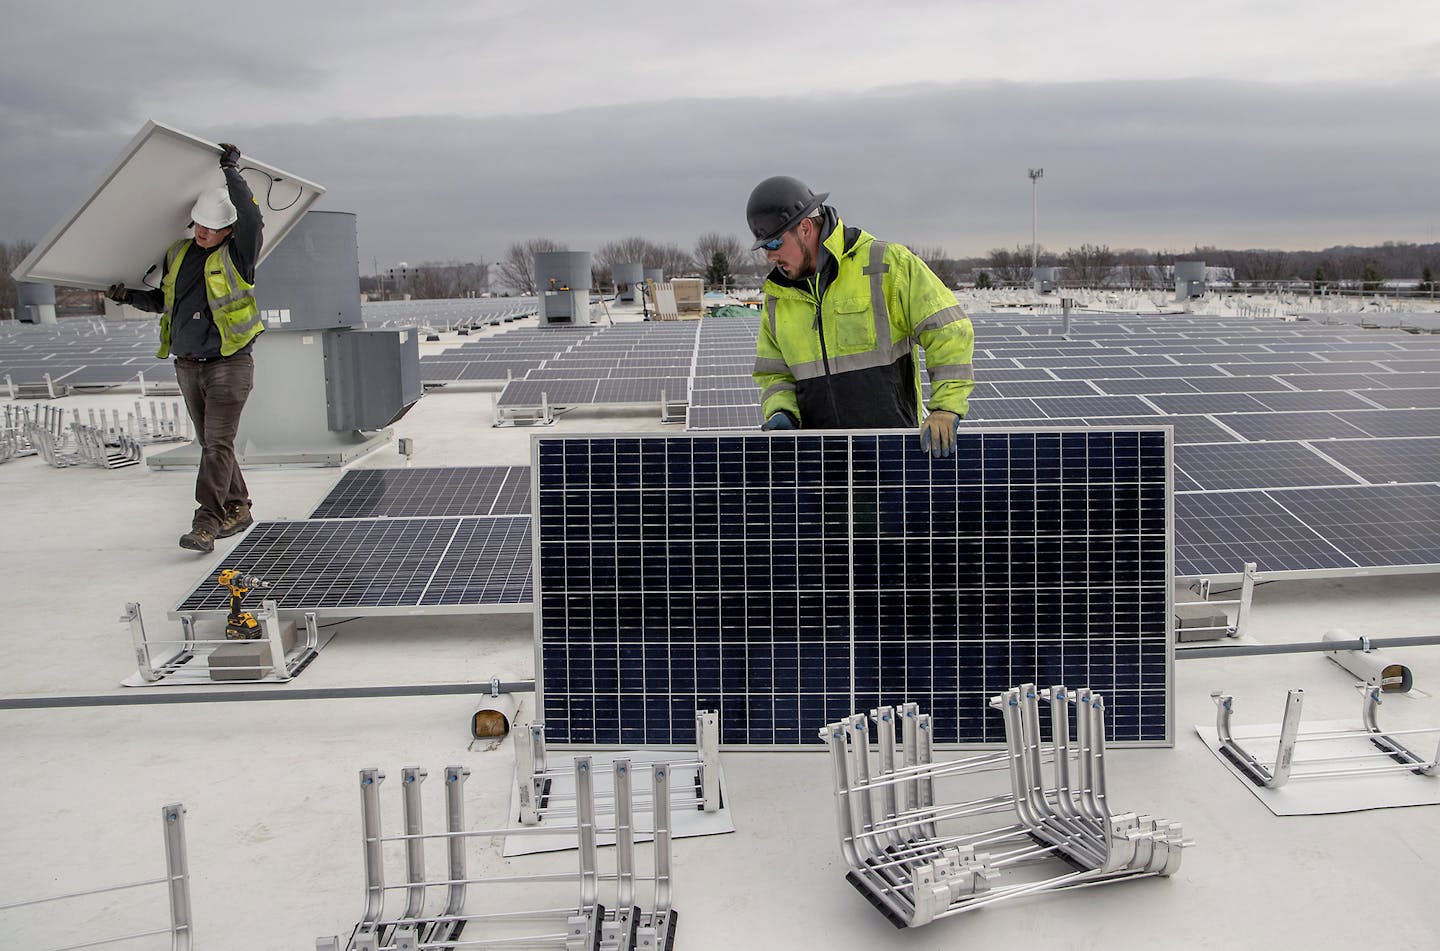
534,429,1172,747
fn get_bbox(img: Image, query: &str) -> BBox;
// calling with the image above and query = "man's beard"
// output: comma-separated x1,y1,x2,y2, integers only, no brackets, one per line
784,244,816,280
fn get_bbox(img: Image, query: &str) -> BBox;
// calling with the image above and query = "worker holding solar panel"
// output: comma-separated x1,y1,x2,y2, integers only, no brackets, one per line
747,176,975,457
106,143,264,553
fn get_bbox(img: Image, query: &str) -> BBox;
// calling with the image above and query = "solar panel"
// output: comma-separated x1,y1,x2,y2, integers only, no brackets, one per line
1216,411,1371,441
418,516,533,605
1355,387,1440,409
310,466,530,518
965,398,1043,421
534,430,1172,747
496,379,599,407
1279,373,1387,391
1252,391,1377,412
689,388,760,407
1173,492,1353,577
1175,442,1359,491
1098,415,1242,445
1147,393,1270,415
1270,484,1440,568
990,380,1099,399
1182,376,1292,394
1042,395,1159,418
1310,438,1440,486
173,516,532,615
686,404,763,430
592,377,688,403
1338,408,1440,438
1094,379,1200,396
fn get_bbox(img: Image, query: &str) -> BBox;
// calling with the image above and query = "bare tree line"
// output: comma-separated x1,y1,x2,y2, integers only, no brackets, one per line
492,234,760,296
970,241,1440,289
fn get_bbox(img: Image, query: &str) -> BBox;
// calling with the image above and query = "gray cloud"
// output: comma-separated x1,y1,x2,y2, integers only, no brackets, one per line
5,79,1438,274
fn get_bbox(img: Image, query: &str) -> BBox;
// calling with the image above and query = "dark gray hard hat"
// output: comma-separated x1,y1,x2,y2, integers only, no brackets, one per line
746,176,829,250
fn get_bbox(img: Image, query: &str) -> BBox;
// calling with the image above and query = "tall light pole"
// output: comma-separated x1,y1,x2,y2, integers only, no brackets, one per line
1028,168,1044,277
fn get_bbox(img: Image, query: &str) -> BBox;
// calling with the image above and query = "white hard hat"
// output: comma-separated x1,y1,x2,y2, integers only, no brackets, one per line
190,186,238,230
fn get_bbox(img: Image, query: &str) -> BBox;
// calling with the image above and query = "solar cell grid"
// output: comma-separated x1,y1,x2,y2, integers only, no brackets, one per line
1271,484,1440,568
496,379,599,407
1337,408,1440,438
1252,391,1378,413
1356,388,1440,409
310,466,531,518
1182,376,1293,394
1173,491,1353,577
690,374,756,389
174,516,532,613
1099,415,1242,445
592,377,689,403
1042,395,1159,418
1175,442,1358,491
686,405,763,429
689,388,760,407
1278,374,1388,391
990,380,1099,399
1094,379,1200,396
966,398,1043,420
1218,411,1370,441
1147,393,1270,415
535,430,1171,747
1310,437,1440,485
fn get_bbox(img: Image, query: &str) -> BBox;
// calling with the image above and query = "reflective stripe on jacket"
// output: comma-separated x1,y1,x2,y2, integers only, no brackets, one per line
155,238,263,359
753,218,974,428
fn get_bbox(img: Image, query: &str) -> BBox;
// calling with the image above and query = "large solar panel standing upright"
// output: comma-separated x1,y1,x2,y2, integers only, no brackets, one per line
533,429,1172,748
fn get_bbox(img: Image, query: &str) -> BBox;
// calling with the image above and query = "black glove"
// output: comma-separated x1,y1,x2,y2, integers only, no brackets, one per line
106,282,131,305
218,143,241,169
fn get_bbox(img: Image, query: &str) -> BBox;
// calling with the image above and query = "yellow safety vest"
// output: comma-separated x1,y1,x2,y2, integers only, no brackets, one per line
754,220,974,426
155,238,263,359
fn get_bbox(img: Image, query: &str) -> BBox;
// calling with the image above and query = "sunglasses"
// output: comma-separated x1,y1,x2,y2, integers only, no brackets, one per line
760,235,786,252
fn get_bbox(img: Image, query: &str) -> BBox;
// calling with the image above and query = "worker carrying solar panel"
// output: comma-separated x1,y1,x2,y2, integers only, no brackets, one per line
105,142,263,554
747,176,975,458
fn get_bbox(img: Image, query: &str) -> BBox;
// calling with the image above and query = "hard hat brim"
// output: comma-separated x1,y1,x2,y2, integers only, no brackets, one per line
749,192,828,250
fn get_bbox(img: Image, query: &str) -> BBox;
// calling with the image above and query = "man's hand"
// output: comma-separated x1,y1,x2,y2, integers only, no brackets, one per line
760,412,797,431
919,410,960,458
218,143,241,169
105,283,131,305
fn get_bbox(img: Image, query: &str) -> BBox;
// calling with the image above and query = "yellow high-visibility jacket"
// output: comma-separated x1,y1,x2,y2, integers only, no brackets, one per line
155,239,263,359
753,216,974,428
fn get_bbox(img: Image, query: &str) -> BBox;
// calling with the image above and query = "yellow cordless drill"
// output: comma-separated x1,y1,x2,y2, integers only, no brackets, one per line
216,570,268,640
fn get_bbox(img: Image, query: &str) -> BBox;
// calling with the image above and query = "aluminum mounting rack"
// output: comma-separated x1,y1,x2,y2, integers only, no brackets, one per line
319,758,678,951
1210,684,1440,789
515,711,722,826
822,684,1191,929
0,803,193,951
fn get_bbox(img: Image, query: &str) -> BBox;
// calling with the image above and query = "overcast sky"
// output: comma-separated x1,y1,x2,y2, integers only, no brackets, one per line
3,1,1438,272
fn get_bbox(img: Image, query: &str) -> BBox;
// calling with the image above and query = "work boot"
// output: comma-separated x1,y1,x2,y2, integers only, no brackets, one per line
216,502,254,539
179,528,215,553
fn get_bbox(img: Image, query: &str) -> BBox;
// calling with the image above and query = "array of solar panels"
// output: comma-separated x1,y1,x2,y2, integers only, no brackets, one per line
172,466,533,616
534,430,1171,747
689,312,1440,580
494,322,699,409
0,318,174,388
361,296,539,331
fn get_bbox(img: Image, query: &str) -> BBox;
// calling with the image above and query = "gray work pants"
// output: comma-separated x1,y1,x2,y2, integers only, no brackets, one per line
174,352,253,534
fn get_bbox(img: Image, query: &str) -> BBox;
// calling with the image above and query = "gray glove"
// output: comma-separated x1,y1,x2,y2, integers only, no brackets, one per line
218,143,241,169
761,412,797,431
106,283,131,305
